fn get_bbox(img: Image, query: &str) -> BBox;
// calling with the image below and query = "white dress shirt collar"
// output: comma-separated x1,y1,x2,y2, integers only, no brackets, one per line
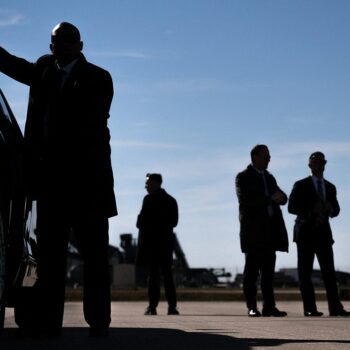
251,164,265,175
56,58,79,75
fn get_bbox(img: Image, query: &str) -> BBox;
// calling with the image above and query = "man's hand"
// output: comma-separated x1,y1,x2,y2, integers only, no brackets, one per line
271,191,285,204
313,200,334,225
324,200,334,216
313,200,333,216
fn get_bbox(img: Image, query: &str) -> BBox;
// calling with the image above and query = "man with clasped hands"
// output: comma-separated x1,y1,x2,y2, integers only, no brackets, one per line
288,152,350,317
235,145,288,317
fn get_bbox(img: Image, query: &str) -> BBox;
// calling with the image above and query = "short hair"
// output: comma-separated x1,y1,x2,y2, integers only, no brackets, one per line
309,151,327,163
146,173,162,185
250,144,268,162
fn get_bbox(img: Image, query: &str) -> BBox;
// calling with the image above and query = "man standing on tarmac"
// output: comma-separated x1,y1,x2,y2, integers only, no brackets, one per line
288,152,350,317
0,22,117,336
235,145,288,317
136,173,179,316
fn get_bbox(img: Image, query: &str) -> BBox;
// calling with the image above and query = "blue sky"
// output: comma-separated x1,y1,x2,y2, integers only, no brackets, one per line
1,1,350,277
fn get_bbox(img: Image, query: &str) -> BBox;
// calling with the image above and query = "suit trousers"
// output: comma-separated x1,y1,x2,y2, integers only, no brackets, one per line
243,251,276,310
15,195,111,330
297,242,343,313
148,260,177,309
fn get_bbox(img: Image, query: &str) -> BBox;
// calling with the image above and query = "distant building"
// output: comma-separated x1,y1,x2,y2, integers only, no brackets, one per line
66,232,231,289
280,268,350,288
234,268,350,288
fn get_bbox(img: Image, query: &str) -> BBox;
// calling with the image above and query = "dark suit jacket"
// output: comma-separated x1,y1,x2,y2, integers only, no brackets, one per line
136,188,178,265
288,176,340,245
235,165,289,253
0,48,117,218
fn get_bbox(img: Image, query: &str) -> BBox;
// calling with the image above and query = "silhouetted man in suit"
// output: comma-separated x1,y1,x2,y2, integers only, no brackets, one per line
236,145,288,317
288,152,350,317
136,173,179,315
0,22,117,336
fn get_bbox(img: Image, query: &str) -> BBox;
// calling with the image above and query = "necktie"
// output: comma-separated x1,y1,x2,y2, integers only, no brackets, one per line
261,172,269,196
316,179,327,225
317,179,325,200
261,172,273,216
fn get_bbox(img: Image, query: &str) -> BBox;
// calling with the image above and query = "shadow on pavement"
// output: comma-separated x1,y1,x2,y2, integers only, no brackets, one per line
0,328,246,350
244,338,350,347
1,328,350,349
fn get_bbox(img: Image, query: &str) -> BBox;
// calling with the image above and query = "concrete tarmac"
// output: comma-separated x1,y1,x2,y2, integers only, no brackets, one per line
2,301,350,349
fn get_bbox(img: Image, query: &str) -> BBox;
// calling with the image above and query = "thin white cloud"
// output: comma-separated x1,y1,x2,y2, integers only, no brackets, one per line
276,141,350,158
164,28,176,35
119,79,269,96
0,10,24,27
110,139,185,149
158,151,247,180
132,121,152,128
154,79,269,94
180,184,235,215
252,141,350,173
87,50,152,59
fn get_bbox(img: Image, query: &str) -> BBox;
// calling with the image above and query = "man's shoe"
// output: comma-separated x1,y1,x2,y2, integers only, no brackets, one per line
262,307,287,317
168,307,180,315
89,327,109,337
144,306,157,315
304,310,323,317
329,309,350,316
16,327,40,338
248,308,261,317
